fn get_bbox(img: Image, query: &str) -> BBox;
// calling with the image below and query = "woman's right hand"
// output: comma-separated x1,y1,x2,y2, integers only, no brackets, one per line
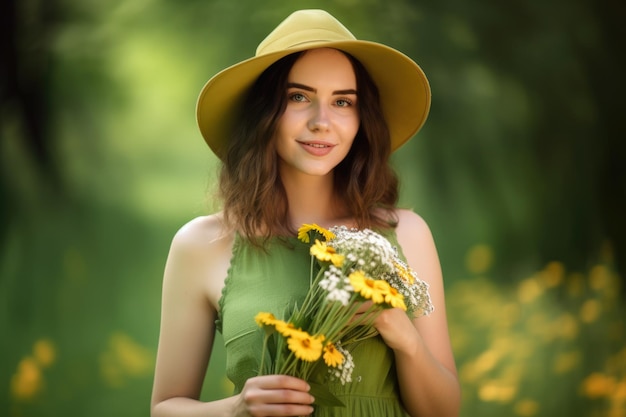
233,375,315,416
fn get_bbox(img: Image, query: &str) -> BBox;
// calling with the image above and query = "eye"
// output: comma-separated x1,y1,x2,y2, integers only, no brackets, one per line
336,98,354,108
289,92,308,102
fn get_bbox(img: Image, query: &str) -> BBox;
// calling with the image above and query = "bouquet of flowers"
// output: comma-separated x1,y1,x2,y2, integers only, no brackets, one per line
254,224,434,405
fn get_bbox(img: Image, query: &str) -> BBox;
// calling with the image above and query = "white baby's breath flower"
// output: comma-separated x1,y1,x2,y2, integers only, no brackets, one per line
328,226,434,317
385,257,434,317
328,226,396,277
319,265,354,306
327,288,352,306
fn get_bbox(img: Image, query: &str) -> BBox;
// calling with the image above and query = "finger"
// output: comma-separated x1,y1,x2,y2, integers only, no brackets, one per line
243,375,315,410
245,387,315,405
247,402,315,416
249,374,311,392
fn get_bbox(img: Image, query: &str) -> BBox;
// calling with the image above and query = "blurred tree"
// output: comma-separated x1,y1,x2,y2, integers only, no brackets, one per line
585,0,626,281
391,0,626,288
1,0,64,239
1,0,53,173
475,0,626,283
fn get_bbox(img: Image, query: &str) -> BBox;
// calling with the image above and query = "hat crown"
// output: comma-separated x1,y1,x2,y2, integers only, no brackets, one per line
256,9,356,56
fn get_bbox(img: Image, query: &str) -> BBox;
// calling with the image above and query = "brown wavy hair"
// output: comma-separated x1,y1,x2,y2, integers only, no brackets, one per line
218,50,399,244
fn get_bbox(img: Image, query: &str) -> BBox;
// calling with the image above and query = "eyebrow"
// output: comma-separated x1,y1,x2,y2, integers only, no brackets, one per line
287,82,357,96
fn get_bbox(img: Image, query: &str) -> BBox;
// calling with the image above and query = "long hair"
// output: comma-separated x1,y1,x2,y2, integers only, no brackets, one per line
219,50,399,244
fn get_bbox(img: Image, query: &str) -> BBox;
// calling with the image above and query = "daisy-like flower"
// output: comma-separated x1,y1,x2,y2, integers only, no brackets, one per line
323,342,344,367
329,343,354,385
297,224,336,243
255,312,278,328
393,259,416,284
383,286,407,311
311,240,345,267
275,321,300,338
287,332,324,362
349,271,388,304
372,280,392,304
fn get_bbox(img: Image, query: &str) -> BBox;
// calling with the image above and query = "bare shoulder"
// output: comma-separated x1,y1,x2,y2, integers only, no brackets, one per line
393,208,434,245
171,213,232,249
392,209,441,284
165,213,235,309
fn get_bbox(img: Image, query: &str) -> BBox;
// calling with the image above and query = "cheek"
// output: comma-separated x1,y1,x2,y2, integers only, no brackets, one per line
346,114,360,138
343,117,360,145
275,112,302,144
274,135,290,162
274,115,295,147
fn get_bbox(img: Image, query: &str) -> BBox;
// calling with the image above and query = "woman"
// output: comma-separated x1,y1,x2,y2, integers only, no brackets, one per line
151,9,460,417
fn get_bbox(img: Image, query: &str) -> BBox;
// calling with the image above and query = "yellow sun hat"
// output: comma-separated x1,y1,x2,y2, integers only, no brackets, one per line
196,9,431,159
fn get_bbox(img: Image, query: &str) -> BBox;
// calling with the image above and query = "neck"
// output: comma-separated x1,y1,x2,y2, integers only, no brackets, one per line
279,171,346,229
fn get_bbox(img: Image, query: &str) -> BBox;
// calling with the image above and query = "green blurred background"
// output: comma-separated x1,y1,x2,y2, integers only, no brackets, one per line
2,0,625,416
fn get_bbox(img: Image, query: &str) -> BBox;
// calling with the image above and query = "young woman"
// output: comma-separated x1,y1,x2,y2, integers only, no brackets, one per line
151,9,460,417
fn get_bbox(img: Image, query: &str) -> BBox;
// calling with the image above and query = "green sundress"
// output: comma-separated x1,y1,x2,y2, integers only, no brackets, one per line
216,233,410,416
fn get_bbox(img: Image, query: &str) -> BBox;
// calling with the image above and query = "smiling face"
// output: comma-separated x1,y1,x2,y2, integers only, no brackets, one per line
274,48,360,179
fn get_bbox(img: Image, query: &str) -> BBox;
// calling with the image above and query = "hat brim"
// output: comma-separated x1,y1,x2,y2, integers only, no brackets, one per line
196,40,431,159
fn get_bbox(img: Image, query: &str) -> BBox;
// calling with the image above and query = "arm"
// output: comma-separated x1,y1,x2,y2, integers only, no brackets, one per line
374,210,461,417
150,215,315,417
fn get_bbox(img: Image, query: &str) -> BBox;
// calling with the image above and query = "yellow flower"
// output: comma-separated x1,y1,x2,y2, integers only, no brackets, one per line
10,357,42,401
287,332,324,362
384,286,407,311
393,260,415,284
323,343,344,367
33,339,56,368
255,312,278,328
297,224,336,243
275,321,300,338
349,271,388,304
310,240,344,267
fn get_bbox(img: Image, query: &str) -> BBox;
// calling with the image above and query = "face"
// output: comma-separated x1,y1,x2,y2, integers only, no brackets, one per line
274,48,360,178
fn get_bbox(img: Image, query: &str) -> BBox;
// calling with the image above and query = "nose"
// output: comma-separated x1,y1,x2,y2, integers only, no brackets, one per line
307,102,330,132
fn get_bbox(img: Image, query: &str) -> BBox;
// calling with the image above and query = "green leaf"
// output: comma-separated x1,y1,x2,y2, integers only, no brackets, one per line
308,382,345,407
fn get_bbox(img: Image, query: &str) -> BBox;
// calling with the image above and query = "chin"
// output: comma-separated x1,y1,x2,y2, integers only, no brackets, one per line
304,161,341,176
280,159,340,178
302,168,334,177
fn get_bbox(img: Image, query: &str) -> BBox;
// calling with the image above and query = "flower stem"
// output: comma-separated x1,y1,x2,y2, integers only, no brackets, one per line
258,332,271,376
309,255,314,287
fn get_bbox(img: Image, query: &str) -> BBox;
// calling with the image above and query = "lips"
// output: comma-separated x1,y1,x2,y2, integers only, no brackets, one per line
298,140,335,156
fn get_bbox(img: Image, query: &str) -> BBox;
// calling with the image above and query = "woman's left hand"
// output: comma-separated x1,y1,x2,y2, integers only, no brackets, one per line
352,302,419,352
